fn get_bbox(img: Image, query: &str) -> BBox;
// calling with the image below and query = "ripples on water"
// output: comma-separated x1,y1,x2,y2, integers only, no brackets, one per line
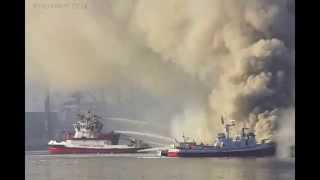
25,151,294,180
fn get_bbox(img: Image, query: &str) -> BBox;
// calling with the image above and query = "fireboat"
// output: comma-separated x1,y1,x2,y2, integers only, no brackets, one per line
48,111,151,154
161,117,276,157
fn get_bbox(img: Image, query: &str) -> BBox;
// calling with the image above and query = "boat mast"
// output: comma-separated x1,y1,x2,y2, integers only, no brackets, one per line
224,124,231,139
221,116,230,139
221,116,235,139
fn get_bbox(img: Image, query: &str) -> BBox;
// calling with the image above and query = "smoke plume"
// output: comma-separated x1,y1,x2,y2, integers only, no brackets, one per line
27,0,294,144
131,0,294,142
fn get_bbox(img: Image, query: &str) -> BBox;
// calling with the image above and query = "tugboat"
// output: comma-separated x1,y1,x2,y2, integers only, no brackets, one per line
163,117,276,157
48,111,151,154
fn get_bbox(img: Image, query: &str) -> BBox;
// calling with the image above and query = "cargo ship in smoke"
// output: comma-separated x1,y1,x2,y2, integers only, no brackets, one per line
161,118,276,157
48,111,151,154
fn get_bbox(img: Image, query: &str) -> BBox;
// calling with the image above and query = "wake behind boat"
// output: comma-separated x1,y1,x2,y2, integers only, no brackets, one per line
48,111,151,154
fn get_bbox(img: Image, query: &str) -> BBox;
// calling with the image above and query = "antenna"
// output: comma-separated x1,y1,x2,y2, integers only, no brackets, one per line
182,132,190,142
182,132,185,142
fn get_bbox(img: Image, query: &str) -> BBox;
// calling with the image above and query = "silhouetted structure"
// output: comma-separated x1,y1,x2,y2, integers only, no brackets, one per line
25,92,60,150
25,112,59,150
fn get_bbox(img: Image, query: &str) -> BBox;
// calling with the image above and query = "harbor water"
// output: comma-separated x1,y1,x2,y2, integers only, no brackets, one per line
25,151,294,180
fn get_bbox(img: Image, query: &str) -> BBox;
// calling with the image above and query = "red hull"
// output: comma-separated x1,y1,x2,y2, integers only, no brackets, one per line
167,151,178,157
48,146,143,154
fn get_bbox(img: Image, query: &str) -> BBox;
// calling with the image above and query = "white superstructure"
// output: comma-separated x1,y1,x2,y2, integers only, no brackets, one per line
48,111,151,154
73,111,103,139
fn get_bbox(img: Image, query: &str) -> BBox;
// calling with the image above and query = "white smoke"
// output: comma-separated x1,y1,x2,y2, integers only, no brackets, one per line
130,0,294,142
274,107,295,158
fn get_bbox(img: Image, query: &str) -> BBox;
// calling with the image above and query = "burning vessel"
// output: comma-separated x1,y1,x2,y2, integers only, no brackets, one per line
162,118,276,157
48,111,151,154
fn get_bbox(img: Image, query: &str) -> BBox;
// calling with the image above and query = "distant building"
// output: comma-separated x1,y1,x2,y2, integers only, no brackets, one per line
290,145,295,158
25,112,59,150
25,92,61,150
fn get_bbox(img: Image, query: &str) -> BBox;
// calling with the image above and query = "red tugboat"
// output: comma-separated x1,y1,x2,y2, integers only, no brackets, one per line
48,111,151,154
163,118,276,157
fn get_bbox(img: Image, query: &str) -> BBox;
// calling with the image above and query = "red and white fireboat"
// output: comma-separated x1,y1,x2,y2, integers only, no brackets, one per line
48,111,151,154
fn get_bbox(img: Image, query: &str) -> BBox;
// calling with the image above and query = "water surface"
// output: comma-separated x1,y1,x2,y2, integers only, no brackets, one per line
25,151,294,180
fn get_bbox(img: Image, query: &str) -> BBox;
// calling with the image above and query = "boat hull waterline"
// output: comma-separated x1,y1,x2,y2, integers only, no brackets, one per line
48,145,147,154
166,144,276,157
